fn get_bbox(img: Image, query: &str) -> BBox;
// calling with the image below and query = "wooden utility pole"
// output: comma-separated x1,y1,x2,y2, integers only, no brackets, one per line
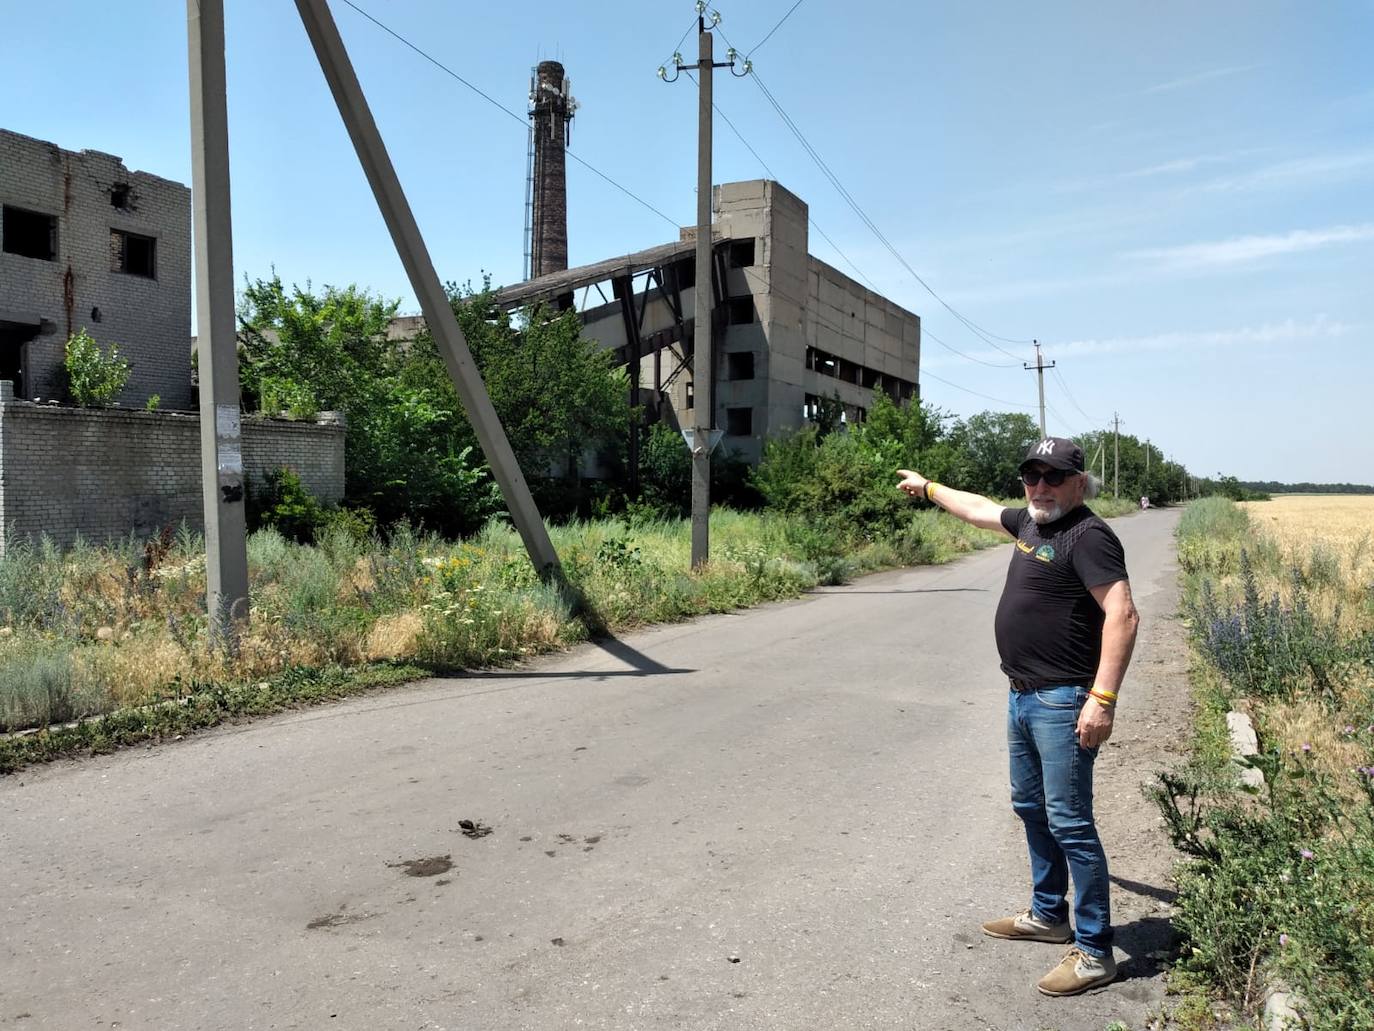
1023,340,1054,437
188,0,249,646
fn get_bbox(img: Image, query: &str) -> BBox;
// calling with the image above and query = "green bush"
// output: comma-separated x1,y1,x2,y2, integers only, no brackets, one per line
246,467,327,544
63,328,131,407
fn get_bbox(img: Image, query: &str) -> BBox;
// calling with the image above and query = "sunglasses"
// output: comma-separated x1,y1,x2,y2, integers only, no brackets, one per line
1021,468,1077,487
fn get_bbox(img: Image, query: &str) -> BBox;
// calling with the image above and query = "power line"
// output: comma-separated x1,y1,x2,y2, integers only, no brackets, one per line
688,68,879,291
1049,363,1103,426
698,72,1030,405
338,0,680,229
708,31,1032,362
746,68,1028,364
747,0,807,56
921,327,1017,369
664,13,700,67
921,369,1038,409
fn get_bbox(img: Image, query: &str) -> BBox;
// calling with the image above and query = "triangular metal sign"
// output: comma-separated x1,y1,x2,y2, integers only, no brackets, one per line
680,428,725,455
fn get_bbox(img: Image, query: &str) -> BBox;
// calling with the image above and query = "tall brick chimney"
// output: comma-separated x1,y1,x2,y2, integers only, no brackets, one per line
529,60,575,279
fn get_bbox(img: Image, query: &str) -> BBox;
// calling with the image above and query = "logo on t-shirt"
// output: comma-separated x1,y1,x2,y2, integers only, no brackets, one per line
1034,544,1056,563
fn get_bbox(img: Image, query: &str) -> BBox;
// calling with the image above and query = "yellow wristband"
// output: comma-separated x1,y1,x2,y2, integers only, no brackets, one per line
925,482,940,503
1091,688,1118,700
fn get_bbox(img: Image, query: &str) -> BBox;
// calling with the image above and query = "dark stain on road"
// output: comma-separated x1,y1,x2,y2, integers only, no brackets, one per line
307,906,377,930
389,855,452,877
457,819,492,839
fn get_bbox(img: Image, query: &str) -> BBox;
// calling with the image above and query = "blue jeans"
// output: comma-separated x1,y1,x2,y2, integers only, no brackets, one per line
1007,684,1112,957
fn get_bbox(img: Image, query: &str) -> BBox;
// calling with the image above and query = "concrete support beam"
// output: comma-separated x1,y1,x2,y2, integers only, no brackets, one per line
294,0,559,578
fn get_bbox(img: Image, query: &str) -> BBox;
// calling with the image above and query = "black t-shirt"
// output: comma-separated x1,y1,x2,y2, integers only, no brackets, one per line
994,505,1129,687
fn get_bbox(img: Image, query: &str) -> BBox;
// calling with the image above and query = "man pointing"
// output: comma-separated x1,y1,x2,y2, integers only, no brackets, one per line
896,436,1139,996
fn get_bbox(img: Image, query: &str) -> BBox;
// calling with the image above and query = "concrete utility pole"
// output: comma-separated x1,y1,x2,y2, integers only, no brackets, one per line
659,3,748,569
294,0,560,578
188,0,249,646
1023,340,1054,437
689,18,715,569
1113,412,1121,499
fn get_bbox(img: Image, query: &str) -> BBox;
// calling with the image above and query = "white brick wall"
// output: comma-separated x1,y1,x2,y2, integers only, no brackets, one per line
0,128,193,410
0,400,344,551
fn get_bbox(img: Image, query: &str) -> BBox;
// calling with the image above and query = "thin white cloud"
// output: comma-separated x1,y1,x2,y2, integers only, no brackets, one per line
1119,150,1261,179
1142,65,1257,95
920,316,1355,371
1048,316,1352,360
1196,151,1374,193
1124,224,1374,269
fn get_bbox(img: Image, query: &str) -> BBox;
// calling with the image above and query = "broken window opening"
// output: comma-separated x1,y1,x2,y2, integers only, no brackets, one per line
110,229,156,279
726,297,755,325
727,239,756,267
725,407,753,436
2,206,57,261
726,351,755,381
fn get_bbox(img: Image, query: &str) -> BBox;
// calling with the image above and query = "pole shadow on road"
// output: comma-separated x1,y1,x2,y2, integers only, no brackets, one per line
814,587,990,594
461,634,694,680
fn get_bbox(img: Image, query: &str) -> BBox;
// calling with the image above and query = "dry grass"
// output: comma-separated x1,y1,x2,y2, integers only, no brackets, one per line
1231,495,1374,773
1241,495,1374,582
364,611,424,662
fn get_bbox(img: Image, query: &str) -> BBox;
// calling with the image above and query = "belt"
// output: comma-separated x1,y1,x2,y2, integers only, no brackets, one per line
1010,679,1090,693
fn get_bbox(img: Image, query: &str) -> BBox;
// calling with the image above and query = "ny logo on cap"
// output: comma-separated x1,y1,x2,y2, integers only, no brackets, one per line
1035,439,1056,455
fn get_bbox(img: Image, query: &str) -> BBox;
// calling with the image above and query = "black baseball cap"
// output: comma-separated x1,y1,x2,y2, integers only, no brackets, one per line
1019,437,1085,473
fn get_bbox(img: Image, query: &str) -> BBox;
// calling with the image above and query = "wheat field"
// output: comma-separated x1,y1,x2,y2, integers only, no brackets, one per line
1240,494,1374,589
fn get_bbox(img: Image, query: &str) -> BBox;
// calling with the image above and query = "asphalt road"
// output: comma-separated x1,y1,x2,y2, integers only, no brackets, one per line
1,508,1185,1031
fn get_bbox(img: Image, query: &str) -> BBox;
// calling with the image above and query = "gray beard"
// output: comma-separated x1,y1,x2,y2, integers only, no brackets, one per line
1028,501,1063,524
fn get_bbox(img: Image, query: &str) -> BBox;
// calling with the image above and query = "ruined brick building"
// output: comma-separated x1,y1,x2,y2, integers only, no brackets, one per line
0,127,193,409
0,128,343,550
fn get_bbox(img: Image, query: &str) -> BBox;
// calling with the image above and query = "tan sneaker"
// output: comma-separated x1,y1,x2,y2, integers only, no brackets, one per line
980,909,1073,944
1036,946,1117,996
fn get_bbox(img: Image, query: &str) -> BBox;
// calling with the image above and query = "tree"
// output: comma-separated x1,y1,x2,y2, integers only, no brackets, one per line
238,276,496,535
237,276,636,533
63,329,131,407
947,411,1040,497
439,281,631,488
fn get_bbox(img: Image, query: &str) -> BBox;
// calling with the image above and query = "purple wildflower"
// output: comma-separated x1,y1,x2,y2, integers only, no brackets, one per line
1279,933,1289,946
1345,725,1356,735
1300,849,1315,860
1301,743,1312,753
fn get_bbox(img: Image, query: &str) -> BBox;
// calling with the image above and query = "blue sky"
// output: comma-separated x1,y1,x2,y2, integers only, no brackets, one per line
5,1,1371,484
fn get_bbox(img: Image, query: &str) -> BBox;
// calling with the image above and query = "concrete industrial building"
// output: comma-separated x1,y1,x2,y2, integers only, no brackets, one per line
0,127,193,409
497,178,920,467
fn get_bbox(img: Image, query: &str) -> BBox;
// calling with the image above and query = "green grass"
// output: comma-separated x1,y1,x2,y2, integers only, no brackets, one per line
0,499,1142,772
1154,496,1374,1029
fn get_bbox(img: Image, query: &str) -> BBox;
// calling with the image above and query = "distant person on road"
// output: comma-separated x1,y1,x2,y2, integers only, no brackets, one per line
1140,495,1150,511
896,437,1139,997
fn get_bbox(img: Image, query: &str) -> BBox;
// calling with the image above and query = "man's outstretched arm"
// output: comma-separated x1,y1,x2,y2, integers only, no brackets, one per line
896,469,1013,537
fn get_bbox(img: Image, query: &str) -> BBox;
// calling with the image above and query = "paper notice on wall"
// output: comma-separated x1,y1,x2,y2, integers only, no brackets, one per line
215,403,241,441
217,442,243,476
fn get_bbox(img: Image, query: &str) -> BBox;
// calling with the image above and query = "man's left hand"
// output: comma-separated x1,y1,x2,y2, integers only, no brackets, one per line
1077,698,1115,749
